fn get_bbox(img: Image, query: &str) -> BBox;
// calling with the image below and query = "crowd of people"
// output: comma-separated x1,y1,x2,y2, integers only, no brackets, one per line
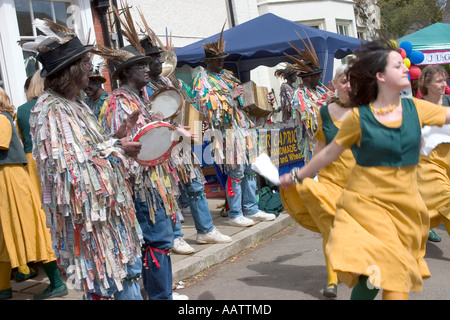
2,5,450,301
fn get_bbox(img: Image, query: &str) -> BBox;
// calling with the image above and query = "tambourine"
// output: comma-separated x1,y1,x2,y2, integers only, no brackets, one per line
147,87,184,120
132,121,178,166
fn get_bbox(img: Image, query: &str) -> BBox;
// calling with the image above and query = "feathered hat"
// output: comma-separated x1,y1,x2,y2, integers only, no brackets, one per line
94,2,151,80
202,21,229,61
33,18,93,77
274,63,298,79
284,30,322,78
93,44,151,80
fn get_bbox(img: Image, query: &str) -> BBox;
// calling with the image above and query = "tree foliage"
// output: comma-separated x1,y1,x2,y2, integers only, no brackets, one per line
377,0,445,38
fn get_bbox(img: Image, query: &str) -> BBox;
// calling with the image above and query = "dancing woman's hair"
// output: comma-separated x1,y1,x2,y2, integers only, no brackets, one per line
347,39,399,107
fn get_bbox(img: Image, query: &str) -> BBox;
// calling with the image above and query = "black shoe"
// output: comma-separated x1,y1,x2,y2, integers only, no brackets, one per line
323,283,337,298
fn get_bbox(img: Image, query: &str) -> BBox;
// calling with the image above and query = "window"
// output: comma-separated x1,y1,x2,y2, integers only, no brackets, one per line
336,20,352,37
298,19,325,30
14,0,73,76
337,24,349,36
357,31,365,40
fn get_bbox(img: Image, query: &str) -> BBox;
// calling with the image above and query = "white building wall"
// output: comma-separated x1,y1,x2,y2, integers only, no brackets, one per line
257,0,356,35
129,0,230,48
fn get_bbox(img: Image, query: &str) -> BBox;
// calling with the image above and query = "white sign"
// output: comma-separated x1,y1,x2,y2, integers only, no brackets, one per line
420,51,450,65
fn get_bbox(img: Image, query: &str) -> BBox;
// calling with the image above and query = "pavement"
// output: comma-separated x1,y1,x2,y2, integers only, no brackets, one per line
7,198,294,300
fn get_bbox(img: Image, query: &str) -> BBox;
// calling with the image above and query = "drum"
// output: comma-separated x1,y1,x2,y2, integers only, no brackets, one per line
132,121,178,166
184,104,204,145
241,81,273,118
147,87,184,120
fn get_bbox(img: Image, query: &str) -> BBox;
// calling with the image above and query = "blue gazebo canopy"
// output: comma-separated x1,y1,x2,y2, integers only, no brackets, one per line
175,13,362,83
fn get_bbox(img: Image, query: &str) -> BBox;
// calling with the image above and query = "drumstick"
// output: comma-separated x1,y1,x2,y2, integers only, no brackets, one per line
318,81,331,92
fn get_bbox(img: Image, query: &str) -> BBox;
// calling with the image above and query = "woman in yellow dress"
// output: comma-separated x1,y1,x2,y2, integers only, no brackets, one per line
0,88,66,299
416,65,450,238
281,63,354,298
280,39,450,300
14,70,46,281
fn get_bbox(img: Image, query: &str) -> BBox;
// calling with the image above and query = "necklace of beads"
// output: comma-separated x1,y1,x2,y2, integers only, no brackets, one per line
331,97,351,108
369,102,398,115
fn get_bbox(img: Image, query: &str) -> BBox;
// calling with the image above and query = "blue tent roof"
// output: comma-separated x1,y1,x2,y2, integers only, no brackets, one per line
175,13,363,83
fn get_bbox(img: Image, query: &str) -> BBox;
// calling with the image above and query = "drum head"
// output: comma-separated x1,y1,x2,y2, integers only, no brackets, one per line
148,87,184,120
133,122,178,166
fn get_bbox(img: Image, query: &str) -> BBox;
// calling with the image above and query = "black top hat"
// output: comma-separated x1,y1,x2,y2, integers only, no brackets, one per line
140,36,164,56
110,45,152,80
37,37,93,77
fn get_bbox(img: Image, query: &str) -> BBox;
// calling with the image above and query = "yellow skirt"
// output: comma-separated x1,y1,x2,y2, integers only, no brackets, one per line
280,149,354,236
281,178,343,238
326,165,430,293
0,164,55,268
417,143,450,228
24,153,41,195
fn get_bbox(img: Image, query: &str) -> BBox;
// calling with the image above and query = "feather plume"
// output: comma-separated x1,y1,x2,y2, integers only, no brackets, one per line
137,7,165,50
33,18,76,43
113,1,145,55
284,30,320,74
92,44,135,65
202,20,227,56
21,35,47,53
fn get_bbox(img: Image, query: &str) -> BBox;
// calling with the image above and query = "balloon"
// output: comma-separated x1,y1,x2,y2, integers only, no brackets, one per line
409,65,421,80
409,50,425,65
400,41,413,57
399,48,406,59
389,39,398,48
403,58,411,68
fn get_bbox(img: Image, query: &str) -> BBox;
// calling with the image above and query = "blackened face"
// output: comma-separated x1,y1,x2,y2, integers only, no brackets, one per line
286,73,297,84
148,53,163,77
126,62,150,89
207,58,224,73
309,73,321,88
302,73,321,88
84,78,101,97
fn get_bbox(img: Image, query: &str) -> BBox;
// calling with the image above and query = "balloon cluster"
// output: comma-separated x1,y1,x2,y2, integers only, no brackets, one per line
397,40,425,80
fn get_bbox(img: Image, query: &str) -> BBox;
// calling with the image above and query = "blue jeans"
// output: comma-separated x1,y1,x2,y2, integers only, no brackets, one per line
226,164,259,219
114,259,143,300
84,258,143,300
134,191,173,300
176,177,215,235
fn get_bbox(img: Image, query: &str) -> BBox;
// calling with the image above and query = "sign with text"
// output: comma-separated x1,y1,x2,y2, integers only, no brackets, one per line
420,50,450,65
258,127,303,167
